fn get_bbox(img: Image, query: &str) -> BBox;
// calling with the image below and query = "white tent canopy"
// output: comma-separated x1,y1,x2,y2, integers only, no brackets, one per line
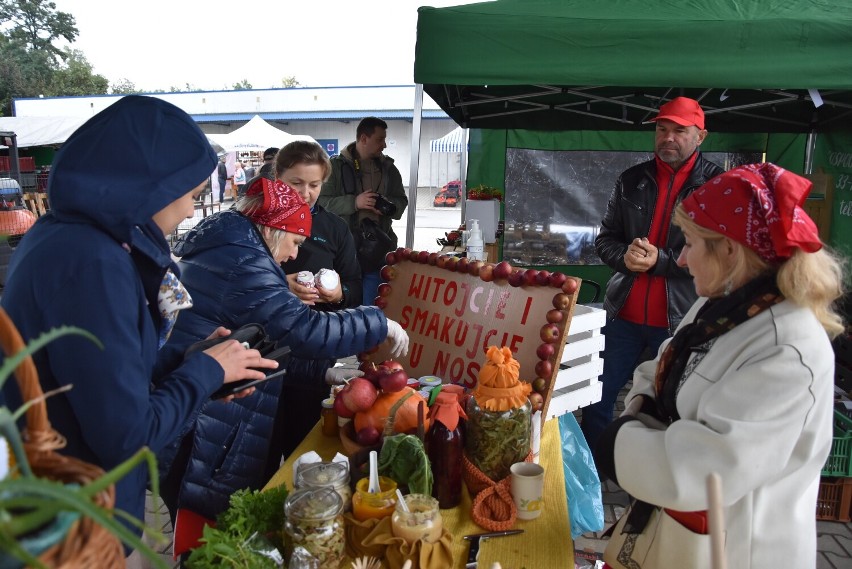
0,116,87,148
211,115,317,152
429,126,466,153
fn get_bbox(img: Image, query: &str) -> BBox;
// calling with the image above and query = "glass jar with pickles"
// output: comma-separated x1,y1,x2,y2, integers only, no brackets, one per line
283,487,345,568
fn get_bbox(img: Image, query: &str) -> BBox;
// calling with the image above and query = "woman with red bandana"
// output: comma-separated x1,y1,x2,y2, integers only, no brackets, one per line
595,164,845,569
158,178,409,556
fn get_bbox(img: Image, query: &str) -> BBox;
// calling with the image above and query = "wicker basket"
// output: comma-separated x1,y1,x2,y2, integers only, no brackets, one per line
0,307,125,568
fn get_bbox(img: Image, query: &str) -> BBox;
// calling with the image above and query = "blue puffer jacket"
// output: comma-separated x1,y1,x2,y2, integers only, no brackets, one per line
161,209,387,520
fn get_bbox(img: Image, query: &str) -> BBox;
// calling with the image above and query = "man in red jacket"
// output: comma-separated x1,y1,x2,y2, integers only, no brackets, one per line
583,97,724,449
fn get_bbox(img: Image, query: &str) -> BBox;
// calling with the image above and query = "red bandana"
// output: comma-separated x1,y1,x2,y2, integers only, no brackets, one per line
244,178,311,236
681,163,821,262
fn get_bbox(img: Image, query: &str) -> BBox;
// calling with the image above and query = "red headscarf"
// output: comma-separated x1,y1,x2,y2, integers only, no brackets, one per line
244,177,311,236
681,163,822,262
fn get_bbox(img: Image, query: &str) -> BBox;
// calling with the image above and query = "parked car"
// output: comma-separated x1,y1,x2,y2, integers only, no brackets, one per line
433,180,462,207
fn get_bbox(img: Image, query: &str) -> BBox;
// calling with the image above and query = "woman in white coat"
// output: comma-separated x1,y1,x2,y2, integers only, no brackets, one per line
595,163,846,569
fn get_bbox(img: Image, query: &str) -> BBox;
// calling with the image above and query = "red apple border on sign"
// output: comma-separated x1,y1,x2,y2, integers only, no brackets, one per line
362,248,580,419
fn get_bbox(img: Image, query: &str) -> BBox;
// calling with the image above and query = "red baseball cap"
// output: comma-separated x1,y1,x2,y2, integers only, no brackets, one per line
652,97,705,129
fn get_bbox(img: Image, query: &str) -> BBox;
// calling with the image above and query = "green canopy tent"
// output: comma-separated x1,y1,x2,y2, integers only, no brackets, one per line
412,0,852,283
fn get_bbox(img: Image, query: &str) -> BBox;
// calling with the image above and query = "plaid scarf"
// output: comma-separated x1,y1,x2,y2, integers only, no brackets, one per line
653,274,784,423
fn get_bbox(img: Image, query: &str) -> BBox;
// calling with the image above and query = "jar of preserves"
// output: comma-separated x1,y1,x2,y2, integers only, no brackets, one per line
296,461,352,513
321,397,338,436
391,494,443,544
351,476,398,521
465,346,532,481
283,487,345,568
426,391,466,508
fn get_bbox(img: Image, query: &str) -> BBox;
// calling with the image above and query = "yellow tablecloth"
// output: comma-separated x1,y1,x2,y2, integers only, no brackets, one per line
265,418,574,568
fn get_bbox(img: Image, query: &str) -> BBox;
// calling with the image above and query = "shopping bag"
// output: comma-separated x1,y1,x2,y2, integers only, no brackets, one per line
557,412,604,538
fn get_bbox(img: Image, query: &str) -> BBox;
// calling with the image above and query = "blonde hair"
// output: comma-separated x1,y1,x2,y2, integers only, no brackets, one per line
674,204,846,338
235,192,290,259
274,140,331,181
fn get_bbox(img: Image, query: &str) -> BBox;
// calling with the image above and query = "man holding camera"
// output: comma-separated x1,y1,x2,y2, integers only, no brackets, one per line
318,116,408,305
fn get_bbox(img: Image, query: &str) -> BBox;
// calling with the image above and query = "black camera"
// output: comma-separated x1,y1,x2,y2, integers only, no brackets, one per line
373,194,397,216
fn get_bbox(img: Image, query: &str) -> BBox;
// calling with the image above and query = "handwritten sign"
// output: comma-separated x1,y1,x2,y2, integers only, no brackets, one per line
367,252,580,418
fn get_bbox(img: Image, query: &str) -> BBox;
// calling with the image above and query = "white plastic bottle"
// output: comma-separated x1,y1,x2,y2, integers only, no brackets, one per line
466,219,484,261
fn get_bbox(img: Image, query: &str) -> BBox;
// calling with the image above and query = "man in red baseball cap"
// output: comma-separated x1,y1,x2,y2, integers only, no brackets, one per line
583,97,724,449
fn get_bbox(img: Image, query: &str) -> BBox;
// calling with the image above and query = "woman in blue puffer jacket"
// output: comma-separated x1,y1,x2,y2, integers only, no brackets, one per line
159,177,408,553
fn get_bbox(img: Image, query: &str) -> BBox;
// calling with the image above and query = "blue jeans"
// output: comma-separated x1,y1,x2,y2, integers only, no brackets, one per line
362,270,382,306
581,317,670,451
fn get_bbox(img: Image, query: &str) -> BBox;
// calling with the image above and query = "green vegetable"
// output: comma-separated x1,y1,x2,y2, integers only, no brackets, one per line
186,485,289,568
378,434,433,495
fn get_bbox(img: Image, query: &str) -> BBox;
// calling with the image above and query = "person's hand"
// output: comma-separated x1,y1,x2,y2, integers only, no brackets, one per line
205,326,231,341
325,366,362,386
315,279,343,304
355,191,383,215
285,273,320,305
386,318,410,358
620,396,644,418
624,237,657,272
203,339,278,384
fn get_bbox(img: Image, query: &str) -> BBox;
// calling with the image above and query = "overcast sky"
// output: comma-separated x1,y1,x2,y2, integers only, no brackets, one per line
50,0,481,93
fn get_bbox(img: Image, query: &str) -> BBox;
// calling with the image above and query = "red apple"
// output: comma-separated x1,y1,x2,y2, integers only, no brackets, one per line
377,283,392,297
479,263,495,282
428,252,439,265
536,343,556,360
546,309,565,324
540,323,561,343
528,391,544,412
493,261,512,280
523,269,540,286
374,296,388,309
468,260,484,276
408,249,420,262
436,255,449,269
444,256,459,272
562,277,579,294
535,359,553,378
333,394,355,418
385,251,398,265
355,426,382,446
400,248,412,259
380,360,404,372
552,293,572,310
535,270,552,286
359,360,382,387
456,257,469,273
508,269,526,287
532,377,548,394
340,377,379,413
549,272,568,288
417,250,430,264
379,369,408,392
380,265,397,281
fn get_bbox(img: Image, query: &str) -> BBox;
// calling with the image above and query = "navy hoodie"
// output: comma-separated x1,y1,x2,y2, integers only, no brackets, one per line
0,96,223,535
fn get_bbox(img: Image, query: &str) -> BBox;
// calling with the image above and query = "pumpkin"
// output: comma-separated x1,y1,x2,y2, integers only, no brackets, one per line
354,387,430,435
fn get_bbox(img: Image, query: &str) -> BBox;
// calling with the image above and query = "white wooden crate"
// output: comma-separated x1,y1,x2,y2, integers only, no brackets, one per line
547,304,606,420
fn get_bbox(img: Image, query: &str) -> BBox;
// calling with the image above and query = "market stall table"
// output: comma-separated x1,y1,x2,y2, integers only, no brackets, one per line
265,418,574,568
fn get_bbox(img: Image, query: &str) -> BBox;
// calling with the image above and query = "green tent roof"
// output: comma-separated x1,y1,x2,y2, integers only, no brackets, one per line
414,0,852,131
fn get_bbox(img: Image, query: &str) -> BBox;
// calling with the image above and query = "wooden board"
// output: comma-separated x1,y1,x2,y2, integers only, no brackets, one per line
364,250,581,418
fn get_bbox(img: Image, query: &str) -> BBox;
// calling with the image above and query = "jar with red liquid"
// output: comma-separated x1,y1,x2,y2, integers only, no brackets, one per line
426,391,467,509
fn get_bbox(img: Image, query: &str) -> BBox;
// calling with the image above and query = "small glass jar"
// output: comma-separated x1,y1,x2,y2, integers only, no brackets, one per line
351,476,398,521
321,398,338,437
391,493,443,545
296,461,352,513
283,487,345,568
418,376,443,390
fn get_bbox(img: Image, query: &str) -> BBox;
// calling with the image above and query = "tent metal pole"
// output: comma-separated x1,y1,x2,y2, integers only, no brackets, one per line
460,128,468,222
407,84,424,249
804,130,817,175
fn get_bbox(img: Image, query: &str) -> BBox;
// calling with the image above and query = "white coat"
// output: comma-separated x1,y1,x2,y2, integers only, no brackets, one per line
615,298,834,569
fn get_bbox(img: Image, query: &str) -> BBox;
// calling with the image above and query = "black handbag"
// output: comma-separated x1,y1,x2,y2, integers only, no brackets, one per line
355,217,395,272
185,323,291,399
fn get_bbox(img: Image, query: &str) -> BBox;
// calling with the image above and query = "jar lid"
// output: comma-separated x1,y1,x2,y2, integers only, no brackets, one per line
321,397,335,409
285,487,343,520
418,375,443,388
297,461,349,488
